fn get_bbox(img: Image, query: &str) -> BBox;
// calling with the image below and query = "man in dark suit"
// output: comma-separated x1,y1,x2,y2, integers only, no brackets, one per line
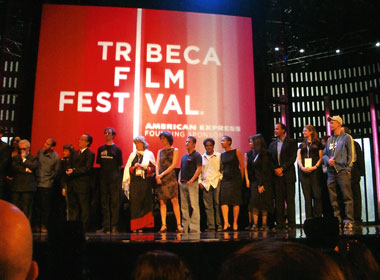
268,123,297,229
66,134,95,231
10,139,38,221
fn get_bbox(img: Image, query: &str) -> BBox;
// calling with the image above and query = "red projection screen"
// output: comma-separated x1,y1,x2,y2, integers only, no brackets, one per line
32,4,256,165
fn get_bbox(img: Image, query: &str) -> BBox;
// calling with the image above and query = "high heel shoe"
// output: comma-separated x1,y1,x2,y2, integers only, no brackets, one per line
176,224,183,233
159,225,167,233
223,225,231,231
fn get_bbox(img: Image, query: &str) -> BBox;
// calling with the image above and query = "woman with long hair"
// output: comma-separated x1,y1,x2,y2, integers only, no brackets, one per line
297,124,323,219
247,134,273,231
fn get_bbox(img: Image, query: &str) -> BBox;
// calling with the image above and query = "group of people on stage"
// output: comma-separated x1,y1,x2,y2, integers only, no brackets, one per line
0,114,364,233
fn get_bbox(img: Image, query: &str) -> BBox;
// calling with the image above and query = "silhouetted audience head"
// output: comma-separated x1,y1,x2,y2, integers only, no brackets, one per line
337,240,380,280
219,240,344,280
133,250,191,280
304,217,340,251
0,200,38,280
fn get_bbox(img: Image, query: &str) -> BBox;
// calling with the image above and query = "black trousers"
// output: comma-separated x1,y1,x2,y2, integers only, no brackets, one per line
33,187,53,228
11,191,35,221
274,177,295,227
66,186,90,231
100,179,120,229
300,170,322,219
351,166,362,222
0,177,7,200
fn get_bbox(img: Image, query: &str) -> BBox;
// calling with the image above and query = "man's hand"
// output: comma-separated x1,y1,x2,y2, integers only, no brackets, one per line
25,168,32,173
274,168,283,177
258,185,265,194
66,168,73,175
328,157,335,166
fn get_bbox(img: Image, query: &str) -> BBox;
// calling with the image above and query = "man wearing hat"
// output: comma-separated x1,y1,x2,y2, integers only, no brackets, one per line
322,116,354,229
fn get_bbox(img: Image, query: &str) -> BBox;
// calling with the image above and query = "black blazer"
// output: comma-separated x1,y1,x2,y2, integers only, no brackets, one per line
268,137,297,183
11,153,38,192
251,151,274,188
70,148,95,193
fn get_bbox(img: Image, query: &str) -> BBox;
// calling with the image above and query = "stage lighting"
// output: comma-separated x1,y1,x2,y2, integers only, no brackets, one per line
274,47,280,51
336,49,341,53
299,48,305,53
376,42,380,47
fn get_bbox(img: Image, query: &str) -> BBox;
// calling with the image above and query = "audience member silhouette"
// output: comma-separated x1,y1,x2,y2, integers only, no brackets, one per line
0,199,39,280
132,250,191,280
219,240,344,280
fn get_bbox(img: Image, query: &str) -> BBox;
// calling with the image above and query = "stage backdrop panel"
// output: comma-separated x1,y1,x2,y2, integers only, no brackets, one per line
32,4,255,165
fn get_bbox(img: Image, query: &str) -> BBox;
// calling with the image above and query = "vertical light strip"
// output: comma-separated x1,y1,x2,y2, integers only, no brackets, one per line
133,8,142,139
369,93,380,219
280,104,286,126
324,96,331,136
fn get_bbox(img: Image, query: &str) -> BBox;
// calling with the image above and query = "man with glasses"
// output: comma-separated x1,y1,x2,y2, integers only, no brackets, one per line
10,139,38,221
96,128,123,234
66,134,95,232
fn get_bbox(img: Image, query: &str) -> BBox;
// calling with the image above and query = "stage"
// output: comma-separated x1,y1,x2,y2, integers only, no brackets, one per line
33,225,380,280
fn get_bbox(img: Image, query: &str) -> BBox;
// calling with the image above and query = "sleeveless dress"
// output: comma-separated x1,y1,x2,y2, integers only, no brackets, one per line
220,149,243,205
157,148,178,200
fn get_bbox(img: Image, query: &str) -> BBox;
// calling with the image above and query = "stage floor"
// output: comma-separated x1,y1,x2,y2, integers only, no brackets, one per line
33,225,380,243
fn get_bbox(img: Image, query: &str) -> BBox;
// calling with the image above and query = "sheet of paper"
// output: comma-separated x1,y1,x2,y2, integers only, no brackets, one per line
305,158,312,168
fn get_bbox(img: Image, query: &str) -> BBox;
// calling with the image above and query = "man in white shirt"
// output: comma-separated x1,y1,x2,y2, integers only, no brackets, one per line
199,138,223,232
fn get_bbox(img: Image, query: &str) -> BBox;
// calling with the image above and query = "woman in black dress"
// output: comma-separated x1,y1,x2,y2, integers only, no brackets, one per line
220,136,244,231
297,124,323,219
247,134,273,231
123,136,156,232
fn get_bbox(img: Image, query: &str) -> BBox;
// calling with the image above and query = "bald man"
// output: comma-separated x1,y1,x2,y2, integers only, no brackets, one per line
0,200,38,280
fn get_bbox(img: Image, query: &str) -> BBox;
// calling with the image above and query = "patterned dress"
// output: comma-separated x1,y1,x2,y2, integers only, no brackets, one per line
157,148,178,200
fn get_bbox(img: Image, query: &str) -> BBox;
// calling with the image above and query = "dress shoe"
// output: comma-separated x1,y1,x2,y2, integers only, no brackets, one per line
96,227,110,234
32,226,40,233
41,225,48,233
203,228,215,232
250,224,258,231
